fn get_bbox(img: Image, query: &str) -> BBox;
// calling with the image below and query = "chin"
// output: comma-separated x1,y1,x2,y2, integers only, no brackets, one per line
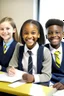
52,43,58,46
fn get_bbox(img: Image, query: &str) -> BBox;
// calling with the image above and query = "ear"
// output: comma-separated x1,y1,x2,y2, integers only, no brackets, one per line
38,34,40,38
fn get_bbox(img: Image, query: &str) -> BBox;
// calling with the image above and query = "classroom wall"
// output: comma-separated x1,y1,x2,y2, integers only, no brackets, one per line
0,0,37,34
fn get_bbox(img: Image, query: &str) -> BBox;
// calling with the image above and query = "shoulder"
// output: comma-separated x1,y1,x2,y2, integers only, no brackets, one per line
15,42,23,48
44,43,50,48
38,44,51,55
13,42,23,54
16,42,23,46
42,46,52,63
44,46,51,57
44,46,50,52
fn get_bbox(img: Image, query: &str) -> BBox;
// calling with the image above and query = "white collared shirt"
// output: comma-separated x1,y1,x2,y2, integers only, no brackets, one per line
22,43,40,82
22,42,39,74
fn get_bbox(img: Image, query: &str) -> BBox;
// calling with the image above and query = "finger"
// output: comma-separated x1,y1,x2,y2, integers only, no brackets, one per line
53,83,63,90
53,83,59,87
22,74,27,80
8,71,15,77
60,86,64,90
8,67,16,76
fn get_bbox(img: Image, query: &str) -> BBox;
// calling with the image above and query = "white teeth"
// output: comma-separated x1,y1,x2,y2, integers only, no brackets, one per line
27,39,33,42
52,39,59,42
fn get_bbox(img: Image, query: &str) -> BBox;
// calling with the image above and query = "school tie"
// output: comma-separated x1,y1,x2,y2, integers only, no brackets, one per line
54,51,61,68
27,51,33,74
3,44,7,54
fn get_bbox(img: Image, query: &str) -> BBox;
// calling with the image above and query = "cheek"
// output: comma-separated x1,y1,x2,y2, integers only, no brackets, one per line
22,33,25,38
0,31,2,34
58,34,62,39
22,35,26,41
8,32,12,35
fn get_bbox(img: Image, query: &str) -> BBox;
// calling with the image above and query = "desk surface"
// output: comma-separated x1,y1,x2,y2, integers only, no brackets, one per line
0,81,32,96
0,72,56,96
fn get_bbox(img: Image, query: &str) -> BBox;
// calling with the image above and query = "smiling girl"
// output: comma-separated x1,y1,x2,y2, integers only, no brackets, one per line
0,17,18,72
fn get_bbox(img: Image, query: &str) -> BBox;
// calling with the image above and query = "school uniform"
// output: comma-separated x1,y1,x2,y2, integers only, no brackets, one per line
0,39,17,72
9,42,52,86
45,42,64,84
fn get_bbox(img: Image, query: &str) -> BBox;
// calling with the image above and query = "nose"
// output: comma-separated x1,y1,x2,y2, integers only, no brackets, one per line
28,33,32,38
51,32,56,37
3,29,7,34
3,28,7,32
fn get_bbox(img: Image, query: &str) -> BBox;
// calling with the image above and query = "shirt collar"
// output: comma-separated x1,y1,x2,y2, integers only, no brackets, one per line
49,43,62,54
24,42,39,55
3,38,14,47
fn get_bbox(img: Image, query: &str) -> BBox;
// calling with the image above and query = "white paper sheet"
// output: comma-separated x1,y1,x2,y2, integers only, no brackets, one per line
29,83,57,96
53,90,64,96
8,81,25,88
0,69,26,83
30,84,45,96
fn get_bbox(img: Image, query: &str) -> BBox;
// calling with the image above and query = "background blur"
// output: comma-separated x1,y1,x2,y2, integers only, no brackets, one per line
0,0,64,43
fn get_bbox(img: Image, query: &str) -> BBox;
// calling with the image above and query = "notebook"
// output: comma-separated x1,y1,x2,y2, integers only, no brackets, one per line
0,69,26,83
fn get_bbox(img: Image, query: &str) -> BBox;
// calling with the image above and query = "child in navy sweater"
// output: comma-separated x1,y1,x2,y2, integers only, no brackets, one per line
0,17,18,72
45,18,64,90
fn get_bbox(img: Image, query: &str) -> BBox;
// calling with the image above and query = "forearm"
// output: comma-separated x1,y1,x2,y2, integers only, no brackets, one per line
34,47,52,83
34,72,51,83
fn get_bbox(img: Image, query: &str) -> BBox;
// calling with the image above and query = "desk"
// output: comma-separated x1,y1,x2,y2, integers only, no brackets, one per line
0,72,56,96
0,81,32,96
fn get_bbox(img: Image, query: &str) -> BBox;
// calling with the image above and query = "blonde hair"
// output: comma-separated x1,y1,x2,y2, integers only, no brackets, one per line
0,17,19,42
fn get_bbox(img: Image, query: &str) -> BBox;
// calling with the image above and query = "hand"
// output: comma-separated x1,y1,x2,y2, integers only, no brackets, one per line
53,82,64,90
22,73,35,83
7,66,16,76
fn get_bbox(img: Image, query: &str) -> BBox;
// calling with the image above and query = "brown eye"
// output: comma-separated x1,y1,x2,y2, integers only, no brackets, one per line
55,31,60,34
31,31,36,35
0,28,4,31
48,31,53,35
23,31,28,35
6,27,10,30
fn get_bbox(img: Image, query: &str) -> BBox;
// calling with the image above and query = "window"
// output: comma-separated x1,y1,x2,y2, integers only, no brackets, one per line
38,0,64,43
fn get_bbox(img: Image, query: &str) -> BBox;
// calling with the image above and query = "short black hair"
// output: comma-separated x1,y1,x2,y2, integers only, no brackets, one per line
45,19,63,29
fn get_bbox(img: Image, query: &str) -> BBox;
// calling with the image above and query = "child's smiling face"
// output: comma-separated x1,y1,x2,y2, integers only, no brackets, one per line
0,21,15,42
22,23,40,49
47,25,63,48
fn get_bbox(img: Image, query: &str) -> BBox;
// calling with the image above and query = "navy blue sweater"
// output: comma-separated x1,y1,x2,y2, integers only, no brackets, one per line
0,40,17,72
17,45,49,86
45,42,64,84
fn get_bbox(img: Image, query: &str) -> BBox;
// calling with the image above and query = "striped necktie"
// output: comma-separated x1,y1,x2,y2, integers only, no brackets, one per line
54,51,61,68
3,44,7,54
27,51,33,74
